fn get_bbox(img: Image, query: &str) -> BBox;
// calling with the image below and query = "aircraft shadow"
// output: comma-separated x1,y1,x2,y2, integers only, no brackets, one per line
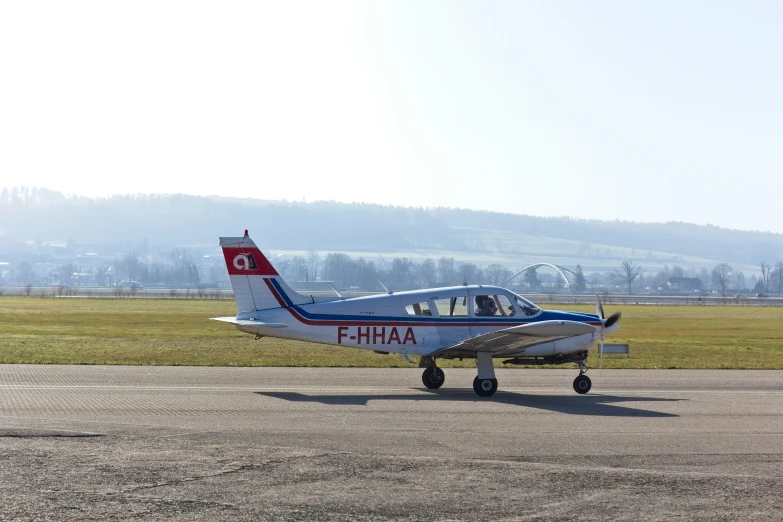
257,390,680,418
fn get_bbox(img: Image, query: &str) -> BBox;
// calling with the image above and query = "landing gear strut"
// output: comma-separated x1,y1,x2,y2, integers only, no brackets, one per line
420,356,445,389
573,362,592,394
473,352,498,397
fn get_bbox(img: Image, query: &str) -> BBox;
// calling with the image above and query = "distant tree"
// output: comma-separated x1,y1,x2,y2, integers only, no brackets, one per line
389,258,415,288
734,272,746,293
17,261,33,285
417,259,436,287
760,261,771,295
768,270,779,297
136,238,150,258
437,257,456,285
712,263,733,296
457,263,478,285
95,266,109,286
292,256,308,282
353,258,379,290
306,251,320,282
671,265,684,278
485,264,511,286
699,267,711,290
553,272,565,293
322,253,353,287
571,264,586,294
776,261,783,296
748,274,758,292
124,252,140,282
272,258,292,281
616,260,642,294
523,267,541,290
60,263,76,286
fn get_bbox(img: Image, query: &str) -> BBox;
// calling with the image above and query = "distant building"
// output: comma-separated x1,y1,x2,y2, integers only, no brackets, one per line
667,277,703,292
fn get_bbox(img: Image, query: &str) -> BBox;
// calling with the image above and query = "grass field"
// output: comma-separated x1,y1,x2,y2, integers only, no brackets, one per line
1,297,782,368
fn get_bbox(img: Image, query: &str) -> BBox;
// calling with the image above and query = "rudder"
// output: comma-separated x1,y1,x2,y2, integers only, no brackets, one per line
220,231,308,313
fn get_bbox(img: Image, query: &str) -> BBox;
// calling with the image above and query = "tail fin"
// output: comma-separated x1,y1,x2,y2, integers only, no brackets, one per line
220,231,309,313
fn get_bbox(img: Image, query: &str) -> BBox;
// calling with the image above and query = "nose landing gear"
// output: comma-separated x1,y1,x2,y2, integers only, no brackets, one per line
573,362,592,394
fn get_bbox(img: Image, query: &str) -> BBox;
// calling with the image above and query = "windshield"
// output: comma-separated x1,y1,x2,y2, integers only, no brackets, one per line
511,292,541,316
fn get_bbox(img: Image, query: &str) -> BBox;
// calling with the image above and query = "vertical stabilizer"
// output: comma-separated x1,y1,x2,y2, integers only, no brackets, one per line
220,231,310,313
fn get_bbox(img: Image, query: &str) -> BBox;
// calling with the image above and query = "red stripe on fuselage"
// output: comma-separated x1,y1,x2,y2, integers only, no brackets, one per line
263,277,288,307
260,278,603,329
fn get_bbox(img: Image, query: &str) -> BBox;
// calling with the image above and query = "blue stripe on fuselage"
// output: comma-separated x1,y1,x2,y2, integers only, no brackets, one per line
268,279,600,326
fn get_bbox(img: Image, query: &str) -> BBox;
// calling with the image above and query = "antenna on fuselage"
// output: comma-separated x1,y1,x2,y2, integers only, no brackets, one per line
328,282,343,298
376,276,393,295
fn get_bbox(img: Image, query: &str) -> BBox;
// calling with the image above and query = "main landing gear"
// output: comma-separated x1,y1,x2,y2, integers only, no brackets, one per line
573,362,592,394
421,366,445,389
473,352,498,398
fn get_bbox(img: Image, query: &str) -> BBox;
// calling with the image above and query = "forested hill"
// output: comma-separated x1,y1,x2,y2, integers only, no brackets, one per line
1,187,781,266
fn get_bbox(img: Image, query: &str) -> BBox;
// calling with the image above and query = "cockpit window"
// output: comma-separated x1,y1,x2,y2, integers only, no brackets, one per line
405,302,433,316
433,296,469,317
512,292,541,317
474,294,516,318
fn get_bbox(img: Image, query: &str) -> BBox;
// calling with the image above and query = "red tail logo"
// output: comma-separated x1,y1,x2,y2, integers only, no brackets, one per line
223,247,278,276
233,253,258,271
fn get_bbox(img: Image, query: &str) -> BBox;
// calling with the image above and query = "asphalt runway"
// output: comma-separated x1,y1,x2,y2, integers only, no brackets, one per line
1,366,782,521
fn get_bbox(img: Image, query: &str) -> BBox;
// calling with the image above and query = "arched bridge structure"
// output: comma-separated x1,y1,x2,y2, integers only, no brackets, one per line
506,263,576,287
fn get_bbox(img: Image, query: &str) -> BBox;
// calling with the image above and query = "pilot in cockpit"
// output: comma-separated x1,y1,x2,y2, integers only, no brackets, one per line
486,298,498,315
475,296,497,316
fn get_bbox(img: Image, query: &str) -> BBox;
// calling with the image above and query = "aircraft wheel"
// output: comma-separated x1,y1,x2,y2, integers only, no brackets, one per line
422,366,445,389
473,377,498,397
573,374,592,394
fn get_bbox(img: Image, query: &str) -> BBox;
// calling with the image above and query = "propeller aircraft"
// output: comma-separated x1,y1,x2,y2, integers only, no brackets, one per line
212,231,621,397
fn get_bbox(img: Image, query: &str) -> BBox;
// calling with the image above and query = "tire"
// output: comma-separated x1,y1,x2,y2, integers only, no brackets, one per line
422,366,445,389
573,374,592,394
473,376,498,397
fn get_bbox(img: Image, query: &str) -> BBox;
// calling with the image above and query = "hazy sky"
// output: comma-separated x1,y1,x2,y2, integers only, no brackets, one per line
2,1,782,232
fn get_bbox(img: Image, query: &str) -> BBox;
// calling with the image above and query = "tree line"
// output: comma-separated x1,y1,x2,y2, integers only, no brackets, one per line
272,252,517,291
3,187,783,268
607,260,783,296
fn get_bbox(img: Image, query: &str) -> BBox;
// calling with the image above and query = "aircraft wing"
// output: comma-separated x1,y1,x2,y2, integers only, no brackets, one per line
433,320,597,358
209,317,288,328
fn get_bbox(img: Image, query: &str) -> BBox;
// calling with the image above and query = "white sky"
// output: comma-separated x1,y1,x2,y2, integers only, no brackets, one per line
2,1,782,232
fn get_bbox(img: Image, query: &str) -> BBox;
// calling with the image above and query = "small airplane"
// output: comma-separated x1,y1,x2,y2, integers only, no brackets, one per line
212,231,621,397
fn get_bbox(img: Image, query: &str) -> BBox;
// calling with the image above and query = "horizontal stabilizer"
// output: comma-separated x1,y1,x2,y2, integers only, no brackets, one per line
209,317,288,328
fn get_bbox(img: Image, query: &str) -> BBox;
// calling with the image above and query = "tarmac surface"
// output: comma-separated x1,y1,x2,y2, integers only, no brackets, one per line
1,365,782,521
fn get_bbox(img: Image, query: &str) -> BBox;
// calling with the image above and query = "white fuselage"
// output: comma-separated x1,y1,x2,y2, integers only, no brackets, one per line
234,285,610,359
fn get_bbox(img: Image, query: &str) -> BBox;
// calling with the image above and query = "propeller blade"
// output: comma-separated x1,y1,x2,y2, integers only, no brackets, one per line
604,312,622,329
596,295,604,320
598,335,604,370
